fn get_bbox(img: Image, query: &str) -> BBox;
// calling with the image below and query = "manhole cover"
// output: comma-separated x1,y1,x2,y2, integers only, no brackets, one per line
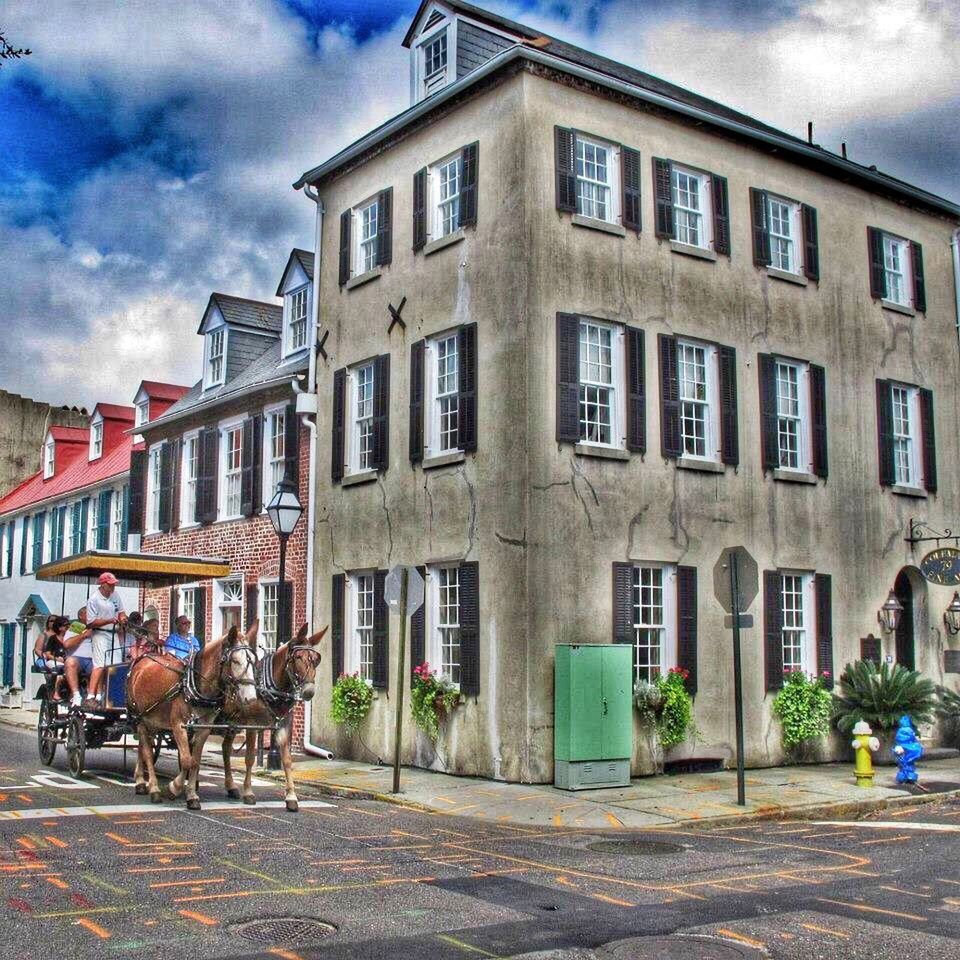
891,781,960,795
587,840,684,856
603,934,763,958
231,917,337,945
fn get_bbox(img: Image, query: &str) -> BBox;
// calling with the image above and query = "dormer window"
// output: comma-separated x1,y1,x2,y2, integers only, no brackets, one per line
206,327,225,389
134,400,149,444
90,420,103,461
288,287,309,354
43,438,55,478
422,29,448,96
413,14,454,103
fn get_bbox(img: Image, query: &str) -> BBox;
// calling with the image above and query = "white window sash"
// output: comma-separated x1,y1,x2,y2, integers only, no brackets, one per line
261,407,286,508
575,136,616,223
672,167,712,249
425,565,462,689
346,572,375,682
677,340,719,460
775,360,811,472
631,564,678,684
780,572,816,673
577,321,624,448
425,335,461,457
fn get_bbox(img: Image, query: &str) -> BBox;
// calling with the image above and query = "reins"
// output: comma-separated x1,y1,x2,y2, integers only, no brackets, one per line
255,644,321,716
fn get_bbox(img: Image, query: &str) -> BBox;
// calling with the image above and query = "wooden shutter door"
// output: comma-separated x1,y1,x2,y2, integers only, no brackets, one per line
625,326,645,454
757,354,779,471
244,584,258,632
801,204,819,281
410,565,427,674
459,561,480,696
554,127,576,213
198,427,219,524
875,379,895,486
376,188,393,266
79,498,89,547
718,345,739,466
19,517,28,575
457,323,477,453
372,569,389,689
283,402,298,489
658,334,681,458
97,491,112,548
194,587,206,647
331,574,345,683
815,573,833,688
459,142,479,228
810,364,828,478
127,449,147,535
240,418,256,517
413,168,427,251
711,174,730,256
612,562,633,645
409,341,425,464
338,210,351,286
676,566,698,694
555,313,581,443
653,157,674,238
373,354,390,472
331,369,346,483
911,242,926,312
867,227,886,299
33,514,44,570
750,188,771,266
763,570,783,692
158,443,174,532
621,146,641,233
919,388,937,493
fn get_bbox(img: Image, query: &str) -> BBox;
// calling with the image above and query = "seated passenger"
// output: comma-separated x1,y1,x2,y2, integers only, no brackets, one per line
164,615,200,660
33,615,59,670
64,606,95,709
38,617,70,700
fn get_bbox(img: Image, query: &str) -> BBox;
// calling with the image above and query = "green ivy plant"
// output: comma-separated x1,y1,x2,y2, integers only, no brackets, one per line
772,669,832,752
936,685,960,719
832,660,937,733
330,672,373,731
411,662,460,741
634,668,696,749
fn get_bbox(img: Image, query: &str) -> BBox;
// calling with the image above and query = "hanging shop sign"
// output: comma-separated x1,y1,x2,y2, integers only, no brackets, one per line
919,546,960,585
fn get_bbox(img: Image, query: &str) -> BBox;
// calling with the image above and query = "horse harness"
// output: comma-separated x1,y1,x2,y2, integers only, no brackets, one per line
254,644,321,718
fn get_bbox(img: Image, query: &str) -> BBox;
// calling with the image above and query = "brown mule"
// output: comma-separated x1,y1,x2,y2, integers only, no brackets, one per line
220,624,326,812
127,624,258,808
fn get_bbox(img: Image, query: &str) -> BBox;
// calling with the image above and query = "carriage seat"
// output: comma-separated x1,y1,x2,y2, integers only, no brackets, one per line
31,662,65,676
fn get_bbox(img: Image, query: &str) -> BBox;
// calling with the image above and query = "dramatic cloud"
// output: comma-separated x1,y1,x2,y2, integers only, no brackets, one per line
1,0,956,409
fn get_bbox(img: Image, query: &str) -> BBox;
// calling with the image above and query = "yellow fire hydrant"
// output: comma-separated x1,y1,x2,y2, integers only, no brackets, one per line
851,720,881,787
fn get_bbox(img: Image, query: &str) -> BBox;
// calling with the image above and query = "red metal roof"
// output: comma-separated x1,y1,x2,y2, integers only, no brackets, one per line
93,403,135,421
48,426,89,443
139,381,191,402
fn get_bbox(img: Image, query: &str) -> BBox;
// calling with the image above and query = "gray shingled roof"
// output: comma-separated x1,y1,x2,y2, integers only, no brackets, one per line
275,248,315,297
208,293,283,333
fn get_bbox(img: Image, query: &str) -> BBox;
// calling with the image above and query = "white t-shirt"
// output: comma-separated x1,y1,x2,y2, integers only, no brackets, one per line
86,591,125,648
67,624,93,659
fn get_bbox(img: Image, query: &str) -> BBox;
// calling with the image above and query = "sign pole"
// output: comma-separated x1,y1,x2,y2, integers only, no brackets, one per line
391,567,408,794
730,552,746,806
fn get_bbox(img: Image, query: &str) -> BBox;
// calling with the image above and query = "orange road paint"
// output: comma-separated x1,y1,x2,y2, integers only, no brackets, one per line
267,950,304,960
43,836,68,849
46,877,69,890
151,878,225,889
17,794,33,803
126,865,202,874
178,909,218,926
718,928,765,949
816,897,927,922
604,812,624,828
800,922,850,939
879,885,932,899
15,838,37,850
861,835,912,845
590,893,634,907
77,918,111,940
345,806,387,817
105,832,132,846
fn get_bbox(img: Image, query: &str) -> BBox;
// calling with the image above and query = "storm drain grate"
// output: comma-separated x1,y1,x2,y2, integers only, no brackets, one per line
587,839,685,856
231,917,337,945
603,935,763,958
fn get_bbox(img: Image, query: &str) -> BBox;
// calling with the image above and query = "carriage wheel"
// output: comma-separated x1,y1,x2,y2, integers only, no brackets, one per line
67,715,86,779
37,699,58,766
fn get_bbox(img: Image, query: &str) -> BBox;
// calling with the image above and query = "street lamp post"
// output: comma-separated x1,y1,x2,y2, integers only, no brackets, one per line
266,476,304,771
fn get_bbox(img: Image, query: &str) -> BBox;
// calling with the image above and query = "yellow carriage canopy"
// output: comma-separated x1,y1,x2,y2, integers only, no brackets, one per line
35,550,232,588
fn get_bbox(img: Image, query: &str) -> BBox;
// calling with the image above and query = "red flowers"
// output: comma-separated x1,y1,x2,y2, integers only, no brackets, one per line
668,666,690,680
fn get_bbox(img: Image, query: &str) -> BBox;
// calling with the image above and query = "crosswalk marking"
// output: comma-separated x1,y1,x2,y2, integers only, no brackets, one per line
0,800,334,821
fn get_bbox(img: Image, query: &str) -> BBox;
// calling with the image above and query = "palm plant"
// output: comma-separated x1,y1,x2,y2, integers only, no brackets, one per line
832,660,936,733
936,685,960,719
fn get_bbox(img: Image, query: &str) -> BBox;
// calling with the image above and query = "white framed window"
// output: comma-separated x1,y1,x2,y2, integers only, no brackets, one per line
146,444,162,533
575,136,618,223
775,359,811,471
219,420,244,520
205,327,226,389
180,431,200,526
347,363,375,474
768,195,801,274
134,400,149,443
578,320,624,447
891,383,922,488
426,564,461,687
87,498,98,551
43,438,55,478
259,581,279,652
419,26,449,98
425,333,459,456
89,419,103,461
180,586,197,638
432,152,462,240
24,518,35,573
288,286,309,354
781,571,815,673
883,234,912,307
44,509,55,563
262,406,286,506
347,572,375,682
111,487,124,550
215,577,243,637
672,166,711,248
632,564,678,684
354,199,379,276
678,339,719,460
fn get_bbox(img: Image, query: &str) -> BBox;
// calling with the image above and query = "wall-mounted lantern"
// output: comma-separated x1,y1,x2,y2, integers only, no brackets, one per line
944,591,960,636
877,590,904,634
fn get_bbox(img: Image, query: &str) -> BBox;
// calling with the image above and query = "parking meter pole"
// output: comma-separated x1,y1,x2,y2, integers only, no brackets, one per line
730,553,746,806
392,567,408,795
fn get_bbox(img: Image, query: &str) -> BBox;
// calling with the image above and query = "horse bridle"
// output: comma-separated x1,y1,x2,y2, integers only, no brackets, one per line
256,644,321,711
183,640,257,709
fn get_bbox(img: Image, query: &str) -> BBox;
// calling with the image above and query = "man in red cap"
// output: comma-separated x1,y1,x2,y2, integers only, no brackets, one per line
84,571,127,708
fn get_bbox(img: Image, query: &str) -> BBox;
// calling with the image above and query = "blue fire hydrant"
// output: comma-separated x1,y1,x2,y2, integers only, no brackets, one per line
892,714,923,784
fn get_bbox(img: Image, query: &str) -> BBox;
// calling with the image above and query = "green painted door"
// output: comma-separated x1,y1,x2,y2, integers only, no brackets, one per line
567,645,603,761
600,645,633,759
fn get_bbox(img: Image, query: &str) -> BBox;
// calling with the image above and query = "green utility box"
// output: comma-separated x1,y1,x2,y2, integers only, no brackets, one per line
554,644,633,790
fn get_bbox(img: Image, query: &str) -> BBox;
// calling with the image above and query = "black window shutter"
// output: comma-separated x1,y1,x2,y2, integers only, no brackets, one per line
876,379,895,487
80,498,89,548
718,345,739,466
19,516,28,575
919,387,937,493
459,141,479,229
677,565,698,694
612,562,633,645
244,584,257,632
373,354,390,472
413,168,427,251
625,326,645,454
810,364,828,478
867,227,886,299
758,353,779,471
33,513,44,570
372,569,389,689
815,573,833,689
331,574,344,682
158,442,173,532
283,402,299,490
459,561,480,696
911,241,925,312
750,188,771,266
763,570,783,692
555,313,581,443
331,368,346,483
127,449,147,535
621,146,641,233
97,490,112,549
410,565,426,674
711,174,730,256
554,127,576,213
409,341,425,464
457,322,478,453
376,187,393,266
169,587,179,632
198,426,219,524
169,439,181,531
119,485,128,548
279,580,293,648
801,204,819,281
338,210,351,286
658,334,681,458
240,417,256,517
653,157,674,238
191,587,205,646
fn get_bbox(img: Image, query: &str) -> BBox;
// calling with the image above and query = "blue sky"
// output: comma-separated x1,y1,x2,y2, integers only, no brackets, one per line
1,0,957,409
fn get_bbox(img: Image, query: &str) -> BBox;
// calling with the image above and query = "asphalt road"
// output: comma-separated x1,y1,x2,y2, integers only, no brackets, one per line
1,722,959,960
